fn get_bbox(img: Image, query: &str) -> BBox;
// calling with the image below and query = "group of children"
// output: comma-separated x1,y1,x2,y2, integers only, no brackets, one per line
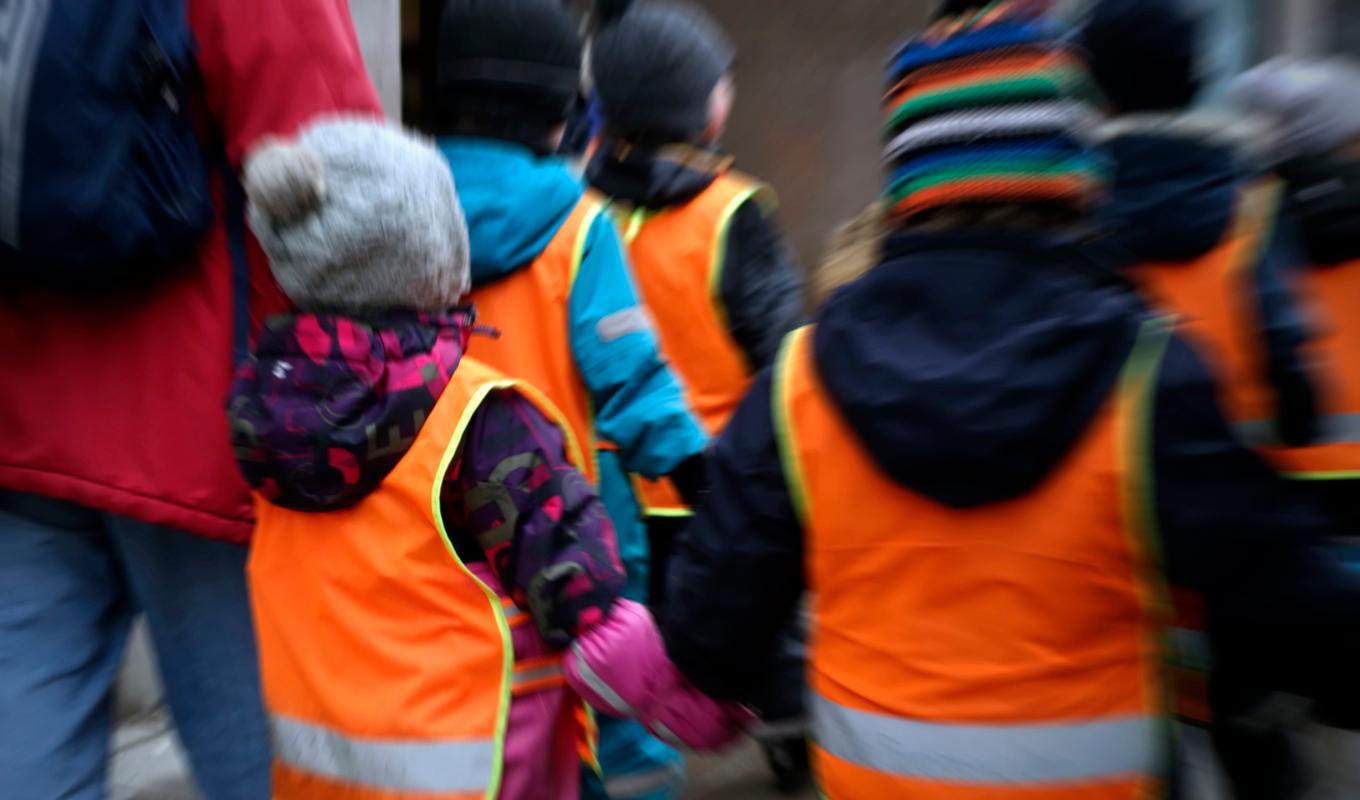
226,0,1360,798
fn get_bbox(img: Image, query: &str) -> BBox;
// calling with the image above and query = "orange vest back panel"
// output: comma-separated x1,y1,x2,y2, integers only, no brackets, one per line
776,323,1172,799
251,359,569,800
619,173,765,514
621,172,763,434
467,194,604,484
1251,259,1360,477
1126,180,1282,425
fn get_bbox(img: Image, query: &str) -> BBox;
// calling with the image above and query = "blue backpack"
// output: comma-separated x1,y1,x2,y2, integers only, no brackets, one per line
0,0,213,287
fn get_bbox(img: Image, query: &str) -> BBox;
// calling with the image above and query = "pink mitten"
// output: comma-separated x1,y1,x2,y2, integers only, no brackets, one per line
564,600,751,751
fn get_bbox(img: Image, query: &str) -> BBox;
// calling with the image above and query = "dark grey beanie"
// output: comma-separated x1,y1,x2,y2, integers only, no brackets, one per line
591,1,735,141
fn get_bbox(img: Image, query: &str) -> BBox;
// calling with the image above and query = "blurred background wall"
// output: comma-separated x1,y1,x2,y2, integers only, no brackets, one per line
691,1,931,265
392,0,1357,266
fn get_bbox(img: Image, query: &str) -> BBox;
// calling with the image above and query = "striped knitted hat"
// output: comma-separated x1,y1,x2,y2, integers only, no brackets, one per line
884,1,1106,223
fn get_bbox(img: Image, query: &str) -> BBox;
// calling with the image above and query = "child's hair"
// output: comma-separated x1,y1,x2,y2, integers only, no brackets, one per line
812,202,887,308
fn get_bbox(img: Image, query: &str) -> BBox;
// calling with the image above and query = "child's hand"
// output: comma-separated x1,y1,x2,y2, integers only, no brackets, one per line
564,599,752,752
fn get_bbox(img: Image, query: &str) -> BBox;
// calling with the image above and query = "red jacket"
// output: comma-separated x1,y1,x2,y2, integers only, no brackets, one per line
0,0,381,543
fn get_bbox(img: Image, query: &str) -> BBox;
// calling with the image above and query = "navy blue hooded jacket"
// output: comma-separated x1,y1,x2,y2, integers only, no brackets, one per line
663,230,1359,716
1098,126,1319,447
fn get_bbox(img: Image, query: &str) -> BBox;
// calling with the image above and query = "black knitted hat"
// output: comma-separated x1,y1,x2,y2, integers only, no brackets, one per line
591,1,735,142
1081,0,1203,112
435,0,583,135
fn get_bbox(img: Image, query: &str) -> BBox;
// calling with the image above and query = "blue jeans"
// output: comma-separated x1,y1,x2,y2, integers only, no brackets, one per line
0,491,269,800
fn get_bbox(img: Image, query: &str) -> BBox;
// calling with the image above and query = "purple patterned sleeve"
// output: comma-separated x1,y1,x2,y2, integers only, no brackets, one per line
441,390,626,648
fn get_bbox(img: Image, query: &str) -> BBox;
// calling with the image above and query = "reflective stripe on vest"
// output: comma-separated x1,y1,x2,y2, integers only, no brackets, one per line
270,714,495,795
615,173,767,516
251,360,588,799
778,319,1175,797
812,695,1162,784
1235,413,1360,448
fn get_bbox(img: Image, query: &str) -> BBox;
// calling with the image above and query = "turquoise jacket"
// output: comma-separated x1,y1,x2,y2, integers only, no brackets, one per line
438,138,706,592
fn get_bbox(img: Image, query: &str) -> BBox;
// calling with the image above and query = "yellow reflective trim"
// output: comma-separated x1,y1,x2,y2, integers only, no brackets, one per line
708,183,770,338
1286,469,1360,481
567,197,607,483
568,199,606,291
772,326,814,524
429,376,590,799
430,379,521,800
645,508,695,519
1116,316,1176,723
623,207,650,245
1232,179,1284,280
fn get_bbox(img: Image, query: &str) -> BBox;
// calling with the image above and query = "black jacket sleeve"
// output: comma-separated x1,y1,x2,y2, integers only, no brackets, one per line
718,198,806,372
662,369,806,716
1250,211,1319,447
1152,335,1359,701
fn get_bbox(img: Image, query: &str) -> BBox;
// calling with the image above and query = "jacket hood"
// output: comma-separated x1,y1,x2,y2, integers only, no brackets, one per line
228,310,472,512
586,140,724,210
437,137,585,284
1099,115,1255,263
813,232,1141,508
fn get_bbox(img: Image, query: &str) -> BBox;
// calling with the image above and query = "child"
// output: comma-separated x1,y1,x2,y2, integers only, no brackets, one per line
587,0,804,613
227,117,743,800
659,4,1360,797
431,2,712,795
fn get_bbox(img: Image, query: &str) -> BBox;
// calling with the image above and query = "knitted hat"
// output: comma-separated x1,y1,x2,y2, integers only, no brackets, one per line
1228,58,1360,161
435,0,583,135
244,117,469,313
1081,0,1202,112
883,1,1106,223
591,1,735,141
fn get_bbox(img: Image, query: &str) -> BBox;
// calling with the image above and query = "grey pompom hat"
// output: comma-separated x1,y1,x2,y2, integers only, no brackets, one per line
591,1,735,142
1229,58,1360,161
244,116,470,313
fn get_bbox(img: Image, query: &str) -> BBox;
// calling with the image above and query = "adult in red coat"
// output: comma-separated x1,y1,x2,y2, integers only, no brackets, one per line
0,1,380,797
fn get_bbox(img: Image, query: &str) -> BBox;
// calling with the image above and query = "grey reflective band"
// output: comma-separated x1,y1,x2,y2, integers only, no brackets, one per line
569,642,635,718
270,714,494,793
812,694,1164,784
1236,413,1360,448
513,663,563,687
596,307,653,343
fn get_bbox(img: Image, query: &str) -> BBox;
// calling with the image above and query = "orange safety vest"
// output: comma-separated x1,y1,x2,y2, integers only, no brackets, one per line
1238,258,1360,479
468,193,606,486
615,172,767,516
250,359,592,799
775,321,1174,799
1125,179,1283,427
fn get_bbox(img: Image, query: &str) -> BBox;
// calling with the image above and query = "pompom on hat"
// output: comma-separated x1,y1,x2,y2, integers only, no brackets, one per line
883,1,1108,223
1228,57,1360,162
243,116,470,314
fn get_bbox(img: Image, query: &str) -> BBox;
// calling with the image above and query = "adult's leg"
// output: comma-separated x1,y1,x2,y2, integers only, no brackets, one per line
110,517,269,800
0,491,131,800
